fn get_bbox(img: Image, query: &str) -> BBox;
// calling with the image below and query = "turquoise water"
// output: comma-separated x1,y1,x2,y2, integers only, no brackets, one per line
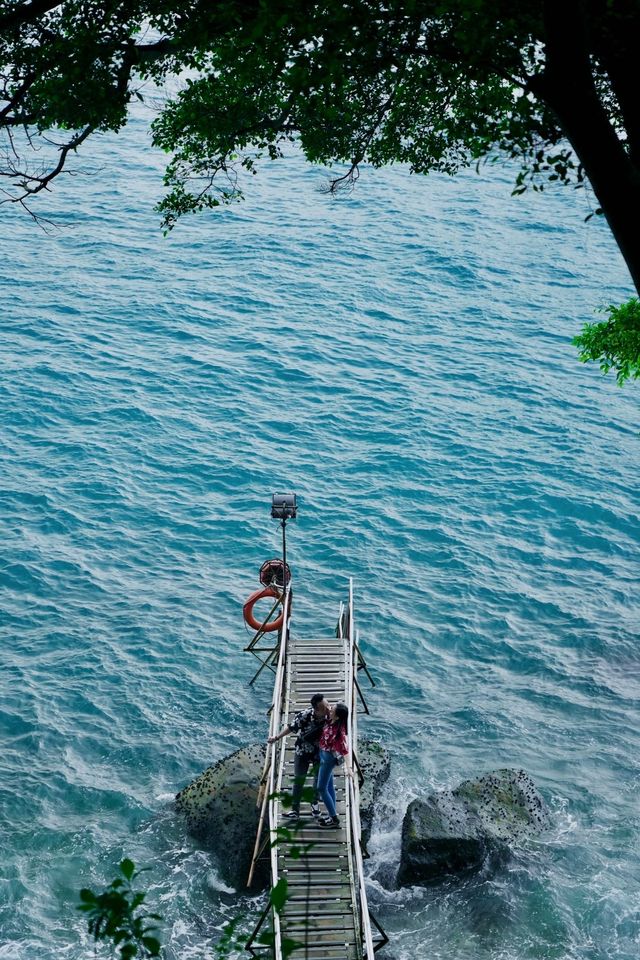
1,108,639,960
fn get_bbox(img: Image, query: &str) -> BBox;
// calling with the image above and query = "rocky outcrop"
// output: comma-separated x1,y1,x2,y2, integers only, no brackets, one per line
397,768,547,886
176,742,269,890
176,739,390,891
358,739,390,844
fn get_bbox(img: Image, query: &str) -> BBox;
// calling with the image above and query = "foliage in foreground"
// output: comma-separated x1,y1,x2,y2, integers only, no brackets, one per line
77,792,310,960
77,859,162,960
574,298,640,385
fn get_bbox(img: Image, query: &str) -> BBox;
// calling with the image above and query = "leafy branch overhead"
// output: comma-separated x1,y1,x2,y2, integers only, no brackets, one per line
0,6,637,233
2,2,640,380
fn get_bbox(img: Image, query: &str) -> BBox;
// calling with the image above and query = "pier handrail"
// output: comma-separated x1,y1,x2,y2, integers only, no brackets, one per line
266,586,292,960
344,579,376,960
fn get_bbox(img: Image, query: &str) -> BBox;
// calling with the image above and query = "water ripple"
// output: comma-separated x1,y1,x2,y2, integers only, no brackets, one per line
1,118,639,959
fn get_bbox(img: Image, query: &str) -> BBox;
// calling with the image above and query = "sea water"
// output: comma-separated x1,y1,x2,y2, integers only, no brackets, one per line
1,107,639,960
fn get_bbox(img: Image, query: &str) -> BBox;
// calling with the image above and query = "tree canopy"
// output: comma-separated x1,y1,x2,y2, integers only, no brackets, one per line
2,1,640,379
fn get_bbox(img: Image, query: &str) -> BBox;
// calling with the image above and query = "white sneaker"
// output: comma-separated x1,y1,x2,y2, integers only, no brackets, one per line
311,803,320,819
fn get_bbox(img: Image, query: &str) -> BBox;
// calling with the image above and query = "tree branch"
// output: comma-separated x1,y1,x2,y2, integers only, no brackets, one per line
0,0,63,31
0,71,36,122
131,37,177,64
0,121,93,200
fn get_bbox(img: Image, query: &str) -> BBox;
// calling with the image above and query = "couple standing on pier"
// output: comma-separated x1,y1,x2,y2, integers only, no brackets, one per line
268,693,354,829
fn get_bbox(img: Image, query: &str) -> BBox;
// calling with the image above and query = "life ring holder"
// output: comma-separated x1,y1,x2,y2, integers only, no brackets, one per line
243,586,291,633
259,557,291,589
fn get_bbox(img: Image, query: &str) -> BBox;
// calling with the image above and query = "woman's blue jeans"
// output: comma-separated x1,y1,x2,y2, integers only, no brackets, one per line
317,749,339,818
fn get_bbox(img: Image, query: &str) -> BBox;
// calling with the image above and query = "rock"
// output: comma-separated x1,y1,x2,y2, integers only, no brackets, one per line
176,742,269,890
397,768,547,886
358,740,391,845
176,738,390,891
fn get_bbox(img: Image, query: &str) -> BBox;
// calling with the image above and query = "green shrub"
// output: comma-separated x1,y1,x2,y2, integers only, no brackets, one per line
77,859,162,960
574,297,640,385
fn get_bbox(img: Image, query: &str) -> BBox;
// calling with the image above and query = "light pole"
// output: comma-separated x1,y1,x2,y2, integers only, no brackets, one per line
271,492,297,592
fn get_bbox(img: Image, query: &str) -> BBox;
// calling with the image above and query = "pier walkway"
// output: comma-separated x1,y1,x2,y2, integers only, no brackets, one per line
246,582,386,960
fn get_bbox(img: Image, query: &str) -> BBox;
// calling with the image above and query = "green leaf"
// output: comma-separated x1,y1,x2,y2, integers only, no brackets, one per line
281,936,305,958
120,859,136,881
573,297,640,385
141,936,161,956
270,877,288,914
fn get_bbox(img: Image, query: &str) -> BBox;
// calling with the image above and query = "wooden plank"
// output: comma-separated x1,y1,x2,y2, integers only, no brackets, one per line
291,674,345,681
290,658,343,664
282,874,350,886
285,883,352,897
284,892,353,905
290,658,344,662
290,670,344,675
291,682,345,688
282,912,355,923
286,945,359,959
291,647,342,652
280,857,348,868
290,657,344,662
291,649,342,655
283,930,358,942
292,640,341,644
284,934,358,947
290,672,343,678
282,921,357,933
279,854,349,866
291,677,345,684
291,667,345,674
283,928,357,939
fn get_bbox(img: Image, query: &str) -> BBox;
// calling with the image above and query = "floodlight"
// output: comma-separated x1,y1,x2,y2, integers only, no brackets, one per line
271,492,297,521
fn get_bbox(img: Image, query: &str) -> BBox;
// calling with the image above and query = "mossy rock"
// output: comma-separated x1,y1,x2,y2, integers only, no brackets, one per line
398,768,547,887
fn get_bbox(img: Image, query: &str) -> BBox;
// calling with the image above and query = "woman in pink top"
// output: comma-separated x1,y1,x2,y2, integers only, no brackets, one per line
316,701,353,828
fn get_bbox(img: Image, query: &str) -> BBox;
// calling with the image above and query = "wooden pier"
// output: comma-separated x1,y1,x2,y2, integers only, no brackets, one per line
246,582,386,960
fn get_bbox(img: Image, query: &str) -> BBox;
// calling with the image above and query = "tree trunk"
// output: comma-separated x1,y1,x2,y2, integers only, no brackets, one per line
534,0,640,294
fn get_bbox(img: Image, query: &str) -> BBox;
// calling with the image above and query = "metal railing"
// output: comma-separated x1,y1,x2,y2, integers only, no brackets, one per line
267,586,292,960
246,585,292,957
342,580,376,960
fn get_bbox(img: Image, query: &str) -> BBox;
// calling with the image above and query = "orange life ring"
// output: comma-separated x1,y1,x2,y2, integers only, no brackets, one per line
243,586,289,633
